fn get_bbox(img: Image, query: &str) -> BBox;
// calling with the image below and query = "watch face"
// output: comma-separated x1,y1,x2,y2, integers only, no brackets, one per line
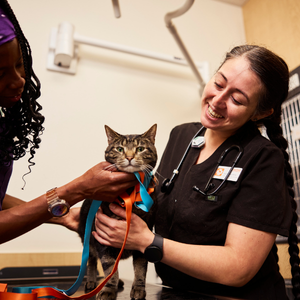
51,204,69,217
144,246,163,263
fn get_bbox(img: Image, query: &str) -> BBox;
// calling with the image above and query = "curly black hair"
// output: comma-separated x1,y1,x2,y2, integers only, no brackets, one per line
0,0,45,178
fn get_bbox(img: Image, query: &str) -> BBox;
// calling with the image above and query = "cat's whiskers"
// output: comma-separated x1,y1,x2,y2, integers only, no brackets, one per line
139,164,153,175
153,170,164,182
138,164,159,185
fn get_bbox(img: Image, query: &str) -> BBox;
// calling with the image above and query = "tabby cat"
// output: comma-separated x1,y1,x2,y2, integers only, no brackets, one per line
78,124,157,300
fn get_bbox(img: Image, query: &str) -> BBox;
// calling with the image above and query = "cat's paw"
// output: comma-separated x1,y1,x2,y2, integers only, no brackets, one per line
97,288,117,300
84,281,97,293
130,286,146,300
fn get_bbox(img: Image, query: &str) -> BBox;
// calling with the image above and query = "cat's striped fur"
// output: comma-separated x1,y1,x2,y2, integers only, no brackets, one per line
78,124,157,300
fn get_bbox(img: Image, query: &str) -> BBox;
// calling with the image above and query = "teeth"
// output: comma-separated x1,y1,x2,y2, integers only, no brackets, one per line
208,106,223,119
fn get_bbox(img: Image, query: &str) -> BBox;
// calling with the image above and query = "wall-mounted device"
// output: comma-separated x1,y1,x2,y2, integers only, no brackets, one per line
46,0,209,94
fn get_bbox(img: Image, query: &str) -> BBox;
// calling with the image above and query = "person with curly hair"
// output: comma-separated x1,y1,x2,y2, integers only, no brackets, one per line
94,45,300,300
0,0,137,244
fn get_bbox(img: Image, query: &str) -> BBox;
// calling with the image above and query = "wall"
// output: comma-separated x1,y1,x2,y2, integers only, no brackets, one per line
243,0,300,71
243,0,300,280
0,0,246,282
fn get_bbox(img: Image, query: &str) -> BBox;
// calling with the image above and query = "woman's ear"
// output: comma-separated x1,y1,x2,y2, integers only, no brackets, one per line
251,108,274,122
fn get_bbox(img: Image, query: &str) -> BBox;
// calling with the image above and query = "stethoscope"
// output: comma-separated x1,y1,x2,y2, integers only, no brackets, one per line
161,126,244,195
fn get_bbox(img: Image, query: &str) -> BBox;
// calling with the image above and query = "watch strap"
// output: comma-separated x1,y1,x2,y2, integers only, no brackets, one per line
46,187,59,205
152,234,163,249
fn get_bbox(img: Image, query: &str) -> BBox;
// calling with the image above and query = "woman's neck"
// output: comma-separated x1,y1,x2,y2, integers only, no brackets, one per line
204,128,231,147
196,129,231,164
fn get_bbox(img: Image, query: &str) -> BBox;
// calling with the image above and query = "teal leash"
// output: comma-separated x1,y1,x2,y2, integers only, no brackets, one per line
12,200,102,296
13,172,153,296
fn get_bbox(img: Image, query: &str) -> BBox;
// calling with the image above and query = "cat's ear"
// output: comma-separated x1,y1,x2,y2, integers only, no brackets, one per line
142,124,157,144
105,125,121,144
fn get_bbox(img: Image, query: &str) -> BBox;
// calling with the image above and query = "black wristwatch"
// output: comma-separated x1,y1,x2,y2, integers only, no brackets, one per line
144,234,163,263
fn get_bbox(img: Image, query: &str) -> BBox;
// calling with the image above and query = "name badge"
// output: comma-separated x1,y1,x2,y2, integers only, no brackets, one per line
213,166,242,182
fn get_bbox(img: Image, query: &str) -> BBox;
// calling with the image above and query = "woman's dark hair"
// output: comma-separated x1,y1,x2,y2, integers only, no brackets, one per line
0,0,45,179
223,45,300,299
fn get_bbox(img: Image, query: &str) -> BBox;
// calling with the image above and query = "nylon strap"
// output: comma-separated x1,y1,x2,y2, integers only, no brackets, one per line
0,172,153,300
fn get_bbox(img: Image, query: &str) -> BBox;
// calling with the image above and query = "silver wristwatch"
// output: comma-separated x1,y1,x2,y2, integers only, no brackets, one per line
46,187,70,217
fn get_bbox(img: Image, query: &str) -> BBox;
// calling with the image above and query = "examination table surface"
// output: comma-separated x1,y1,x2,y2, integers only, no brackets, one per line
6,278,248,300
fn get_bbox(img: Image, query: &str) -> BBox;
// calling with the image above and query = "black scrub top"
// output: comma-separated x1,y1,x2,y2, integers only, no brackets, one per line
154,121,292,300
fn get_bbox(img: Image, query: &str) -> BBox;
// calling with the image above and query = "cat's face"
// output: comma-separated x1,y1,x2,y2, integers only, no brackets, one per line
104,124,157,173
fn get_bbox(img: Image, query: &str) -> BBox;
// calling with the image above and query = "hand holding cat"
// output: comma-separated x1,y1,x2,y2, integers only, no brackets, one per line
49,207,81,232
61,161,138,206
92,203,154,253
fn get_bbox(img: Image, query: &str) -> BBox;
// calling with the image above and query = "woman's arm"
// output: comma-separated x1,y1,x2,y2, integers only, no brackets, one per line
93,203,276,287
2,194,24,209
0,161,137,244
3,194,81,232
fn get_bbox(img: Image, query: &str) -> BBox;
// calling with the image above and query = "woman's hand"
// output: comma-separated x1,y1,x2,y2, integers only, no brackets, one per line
47,207,80,232
92,203,154,253
59,162,138,206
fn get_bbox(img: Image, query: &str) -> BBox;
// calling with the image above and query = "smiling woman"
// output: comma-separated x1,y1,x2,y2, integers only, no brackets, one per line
93,45,300,300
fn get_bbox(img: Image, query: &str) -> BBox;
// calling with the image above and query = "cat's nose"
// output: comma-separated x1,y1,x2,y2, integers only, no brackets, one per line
127,157,133,162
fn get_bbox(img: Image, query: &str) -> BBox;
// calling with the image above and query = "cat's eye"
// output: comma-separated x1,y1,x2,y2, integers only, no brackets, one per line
116,147,124,153
136,147,145,153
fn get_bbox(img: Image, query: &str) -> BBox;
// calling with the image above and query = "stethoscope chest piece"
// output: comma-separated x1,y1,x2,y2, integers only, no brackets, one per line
161,178,174,194
191,136,205,148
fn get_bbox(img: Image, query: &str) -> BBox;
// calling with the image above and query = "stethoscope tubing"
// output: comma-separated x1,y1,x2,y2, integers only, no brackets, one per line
193,145,243,196
170,126,205,183
161,126,205,193
161,126,244,195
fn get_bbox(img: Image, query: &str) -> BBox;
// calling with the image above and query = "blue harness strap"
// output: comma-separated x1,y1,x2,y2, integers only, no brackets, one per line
133,172,153,212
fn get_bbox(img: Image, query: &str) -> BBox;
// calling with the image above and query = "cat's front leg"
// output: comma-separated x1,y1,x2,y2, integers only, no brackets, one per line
85,253,98,292
97,254,119,300
130,251,148,300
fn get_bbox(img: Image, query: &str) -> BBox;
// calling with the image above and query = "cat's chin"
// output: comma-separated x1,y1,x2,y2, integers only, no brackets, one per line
119,166,140,173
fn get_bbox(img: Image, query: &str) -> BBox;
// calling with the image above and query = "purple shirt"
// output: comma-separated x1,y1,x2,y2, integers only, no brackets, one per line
0,161,13,210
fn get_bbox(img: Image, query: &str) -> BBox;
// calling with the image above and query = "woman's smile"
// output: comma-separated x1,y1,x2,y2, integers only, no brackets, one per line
207,105,223,119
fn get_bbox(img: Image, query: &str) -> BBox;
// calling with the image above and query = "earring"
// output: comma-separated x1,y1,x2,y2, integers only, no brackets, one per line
252,118,258,122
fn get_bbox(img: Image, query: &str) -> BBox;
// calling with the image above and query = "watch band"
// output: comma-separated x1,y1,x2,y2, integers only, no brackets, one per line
46,187,59,204
152,233,163,249
144,233,164,263
46,187,70,217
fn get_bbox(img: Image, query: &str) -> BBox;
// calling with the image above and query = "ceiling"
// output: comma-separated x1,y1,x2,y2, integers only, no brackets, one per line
213,0,249,6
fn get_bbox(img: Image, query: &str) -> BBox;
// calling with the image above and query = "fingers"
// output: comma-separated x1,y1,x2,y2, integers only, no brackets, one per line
93,206,126,248
98,162,136,182
108,171,137,188
86,162,138,202
108,203,127,219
